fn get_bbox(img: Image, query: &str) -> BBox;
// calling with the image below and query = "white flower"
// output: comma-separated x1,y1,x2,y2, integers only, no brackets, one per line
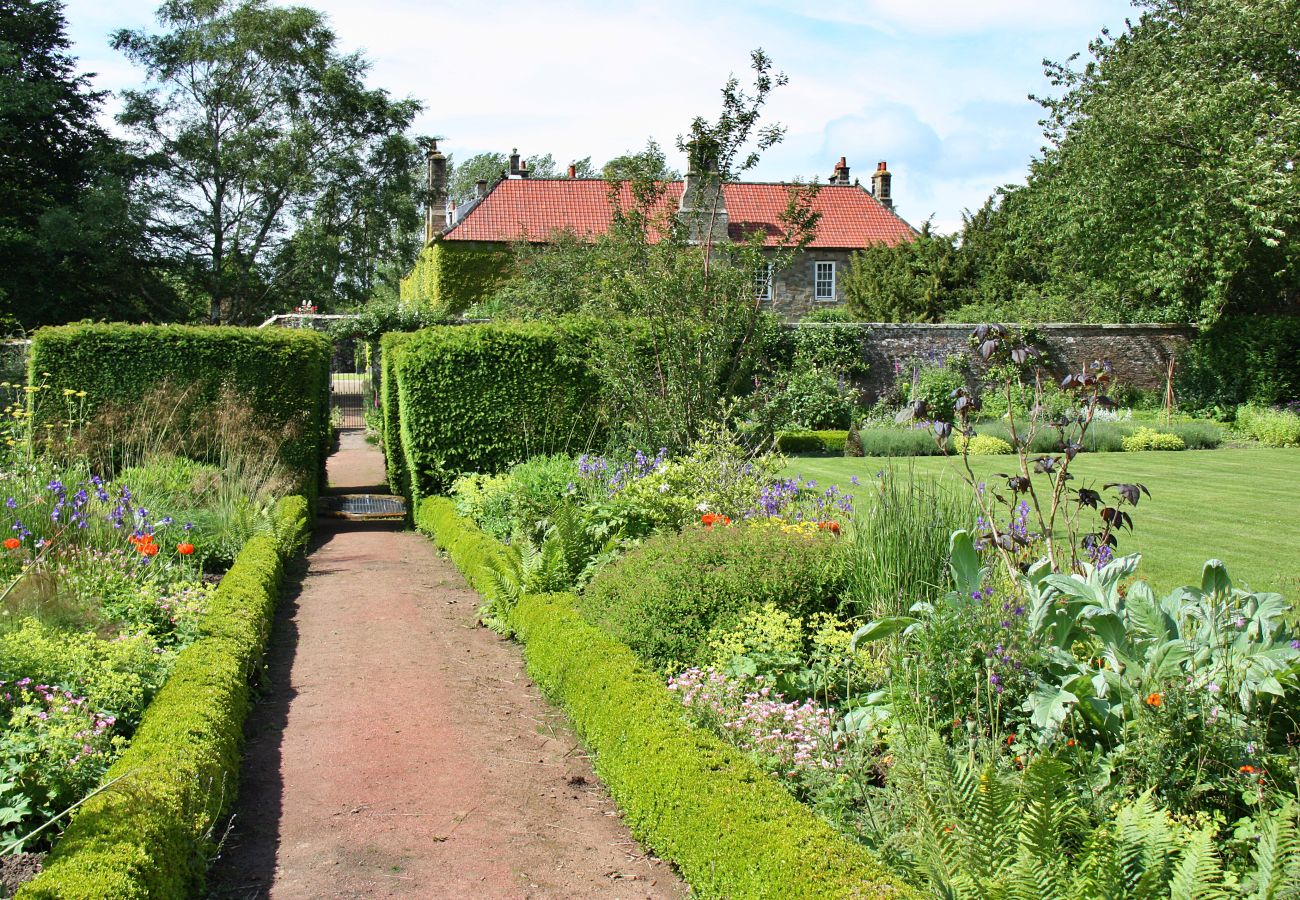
696,501,710,511
659,483,670,493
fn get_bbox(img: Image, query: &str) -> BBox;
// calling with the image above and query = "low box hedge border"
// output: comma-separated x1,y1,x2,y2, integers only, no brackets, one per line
775,429,850,454
17,495,312,900
415,497,914,900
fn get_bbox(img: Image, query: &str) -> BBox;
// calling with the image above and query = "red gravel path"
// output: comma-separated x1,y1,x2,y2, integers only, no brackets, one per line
206,433,685,899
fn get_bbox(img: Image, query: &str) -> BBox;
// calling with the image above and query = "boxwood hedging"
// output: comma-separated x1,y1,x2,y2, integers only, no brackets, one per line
389,319,602,499
398,240,511,314
28,324,331,492
774,429,850,454
415,497,914,900
18,496,311,900
380,332,414,500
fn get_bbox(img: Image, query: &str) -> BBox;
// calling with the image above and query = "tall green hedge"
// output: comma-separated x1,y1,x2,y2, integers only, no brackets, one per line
18,496,311,900
416,498,914,900
28,324,331,491
1176,315,1300,412
379,331,413,499
389,319,602,499
399,240,511,315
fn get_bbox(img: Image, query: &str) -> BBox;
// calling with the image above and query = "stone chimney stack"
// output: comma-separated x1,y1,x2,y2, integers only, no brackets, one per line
424,140,448,244
871,161,893,210
678,140,729,246
475,178,488,198
508,148,522,177
830,156,851,185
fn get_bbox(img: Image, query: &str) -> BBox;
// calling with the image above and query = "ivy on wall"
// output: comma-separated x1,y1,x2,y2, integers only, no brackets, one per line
398,241,512,314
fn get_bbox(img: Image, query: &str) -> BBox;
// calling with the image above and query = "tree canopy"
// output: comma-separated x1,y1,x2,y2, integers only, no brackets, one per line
113,0,425,324
0,0,182,331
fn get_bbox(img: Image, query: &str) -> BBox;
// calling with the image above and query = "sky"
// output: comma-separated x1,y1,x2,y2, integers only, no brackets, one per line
62,0,1139,234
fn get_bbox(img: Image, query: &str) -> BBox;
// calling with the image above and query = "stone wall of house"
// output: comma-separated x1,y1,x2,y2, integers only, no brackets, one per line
767,249,855,320
792,323,1193,399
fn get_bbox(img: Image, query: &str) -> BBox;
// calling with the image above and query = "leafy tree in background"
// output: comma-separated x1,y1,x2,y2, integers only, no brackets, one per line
601,142,681,182
0,0,183,331
958,0,1300,324
113,0,424,324
447,150,559,205
842,221,955,323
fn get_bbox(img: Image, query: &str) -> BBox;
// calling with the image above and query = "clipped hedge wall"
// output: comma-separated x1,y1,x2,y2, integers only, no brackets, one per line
399,240,511,315
379,332,414,500
391,319,602,499
416,497,913,900
28,324,331,491
18,496,311,900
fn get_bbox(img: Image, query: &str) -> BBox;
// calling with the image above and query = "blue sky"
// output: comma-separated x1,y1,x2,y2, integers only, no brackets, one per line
62,0,1138,233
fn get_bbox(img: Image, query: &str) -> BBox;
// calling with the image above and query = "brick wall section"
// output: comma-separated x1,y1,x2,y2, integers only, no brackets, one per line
792,323,1193,398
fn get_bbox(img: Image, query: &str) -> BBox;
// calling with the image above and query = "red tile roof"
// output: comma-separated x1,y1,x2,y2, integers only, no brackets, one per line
442,179,914,249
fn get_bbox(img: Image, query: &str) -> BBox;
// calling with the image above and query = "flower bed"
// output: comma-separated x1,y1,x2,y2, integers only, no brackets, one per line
416,497,913,900
16,493,309,898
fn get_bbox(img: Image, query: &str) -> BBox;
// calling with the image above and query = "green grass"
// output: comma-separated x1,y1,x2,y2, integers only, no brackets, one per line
784,449,1300,598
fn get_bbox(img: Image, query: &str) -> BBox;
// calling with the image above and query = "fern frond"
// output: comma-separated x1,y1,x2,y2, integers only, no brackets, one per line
1169,826,1228,900
1245,800,1300,900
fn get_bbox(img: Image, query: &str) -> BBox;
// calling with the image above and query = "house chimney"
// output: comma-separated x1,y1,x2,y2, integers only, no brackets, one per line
872,161,893,210
678,138,729,246
830,156,850,185
519,159,529,178
475,178,488,198
567,163,577,178
424,140,448,243
508,148,522,177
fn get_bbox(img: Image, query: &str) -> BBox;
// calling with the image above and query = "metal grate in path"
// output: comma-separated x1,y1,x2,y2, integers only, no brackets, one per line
319,493,406,521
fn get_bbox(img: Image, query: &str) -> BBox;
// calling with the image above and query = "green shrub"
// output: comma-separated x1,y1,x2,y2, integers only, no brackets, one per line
773,369,859,430
18,496,310,900
0,624,167,731
1176,316,1300,413
1121,426,1187,451
28,325,330,492
775,430,849,454
391,320,602,498
1166,419,1223,449
581,525,845,673
855,426,949,457
956,433,1013,455
398,241,511,314
903,362,965,423
416,499,912,899
1236,404,1300,447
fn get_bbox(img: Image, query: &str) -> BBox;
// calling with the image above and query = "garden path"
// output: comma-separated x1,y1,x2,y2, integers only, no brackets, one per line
206,432,684,899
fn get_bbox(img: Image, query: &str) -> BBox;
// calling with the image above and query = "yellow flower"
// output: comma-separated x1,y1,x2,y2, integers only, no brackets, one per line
76,391,87,398
62,389,76,396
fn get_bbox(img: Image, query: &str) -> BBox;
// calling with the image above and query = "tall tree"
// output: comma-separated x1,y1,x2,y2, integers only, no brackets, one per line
0,0,181,330
113,0,424,324
447,150,558,205
963,0,1300,324
601,142,681,182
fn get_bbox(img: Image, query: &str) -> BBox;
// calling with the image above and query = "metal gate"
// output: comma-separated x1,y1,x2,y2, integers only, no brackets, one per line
330,337,369,430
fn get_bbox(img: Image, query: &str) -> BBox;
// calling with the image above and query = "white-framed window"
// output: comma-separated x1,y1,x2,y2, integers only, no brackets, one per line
754,262,774,301
814,260,836,301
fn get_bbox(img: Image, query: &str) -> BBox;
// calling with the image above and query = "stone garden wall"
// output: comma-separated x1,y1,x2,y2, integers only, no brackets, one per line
793,323,1193,398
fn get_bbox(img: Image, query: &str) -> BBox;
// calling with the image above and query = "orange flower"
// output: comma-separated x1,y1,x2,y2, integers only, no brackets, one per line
1005,733,1016,746
1066,738,1076,747
3,537,19,550
818,521,841,535
177,542,195,556
138,541,159,557
721,516,731,526
1240,765,1257,775
943,825,954,834
1145,692,1164,707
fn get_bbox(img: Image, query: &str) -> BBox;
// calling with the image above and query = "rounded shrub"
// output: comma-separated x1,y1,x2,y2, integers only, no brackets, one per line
1121,427,1187,451
956,433,1014,455
581,524,845,674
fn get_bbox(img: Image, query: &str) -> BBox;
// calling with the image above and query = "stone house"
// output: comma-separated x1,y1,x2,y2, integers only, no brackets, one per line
404,145,917,319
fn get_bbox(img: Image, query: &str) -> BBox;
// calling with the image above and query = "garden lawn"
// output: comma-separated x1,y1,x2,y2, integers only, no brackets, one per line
784,449,1300,598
